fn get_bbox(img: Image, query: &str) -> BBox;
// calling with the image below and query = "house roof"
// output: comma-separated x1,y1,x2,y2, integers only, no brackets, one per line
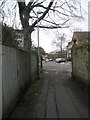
72,31,89,41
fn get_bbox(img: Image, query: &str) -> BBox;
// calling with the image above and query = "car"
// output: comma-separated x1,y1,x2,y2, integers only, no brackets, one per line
49,59,53,61
61,58,66,62
55,58,66,63
55,58,62,63
45,59,49,62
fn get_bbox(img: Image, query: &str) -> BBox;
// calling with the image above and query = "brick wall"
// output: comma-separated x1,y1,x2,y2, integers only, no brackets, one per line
71,44,88,85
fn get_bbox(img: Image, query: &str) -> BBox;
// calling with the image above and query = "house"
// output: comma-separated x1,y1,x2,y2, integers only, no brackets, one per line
47,49,67,60
72,32,88,46
66,41,72,58
15,29,24,47
47,50,58,60
57,50,67,58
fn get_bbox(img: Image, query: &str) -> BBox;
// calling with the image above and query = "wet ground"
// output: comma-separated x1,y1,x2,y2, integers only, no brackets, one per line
9,61,88,118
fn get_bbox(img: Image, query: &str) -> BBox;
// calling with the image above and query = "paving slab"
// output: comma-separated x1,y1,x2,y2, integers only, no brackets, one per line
9,61,88,118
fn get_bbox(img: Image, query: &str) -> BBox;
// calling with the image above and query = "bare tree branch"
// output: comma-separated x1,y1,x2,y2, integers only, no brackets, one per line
42,19,60,26
31,0,54,29
35,25,69,29
0,0,7,8
1,0,85,49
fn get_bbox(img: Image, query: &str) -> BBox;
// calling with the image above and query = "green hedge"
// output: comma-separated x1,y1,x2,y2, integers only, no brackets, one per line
2,24,17,46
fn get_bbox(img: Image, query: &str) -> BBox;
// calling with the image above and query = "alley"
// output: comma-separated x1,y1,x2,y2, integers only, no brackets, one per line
9,61,88,118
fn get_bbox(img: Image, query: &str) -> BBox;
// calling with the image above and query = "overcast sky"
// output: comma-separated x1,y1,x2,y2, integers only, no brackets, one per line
0,0,89,53
31,0,89,53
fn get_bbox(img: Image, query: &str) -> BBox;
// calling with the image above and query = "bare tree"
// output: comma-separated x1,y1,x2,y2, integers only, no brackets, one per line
17,0,56,50
0,0,83,50
52,32,66,57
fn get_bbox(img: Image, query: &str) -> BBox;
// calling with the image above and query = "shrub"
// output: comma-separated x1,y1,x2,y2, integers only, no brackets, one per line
2,24,17,46
66,57,71,61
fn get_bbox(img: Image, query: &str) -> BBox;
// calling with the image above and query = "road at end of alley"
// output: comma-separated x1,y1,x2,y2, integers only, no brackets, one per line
9,61,88,119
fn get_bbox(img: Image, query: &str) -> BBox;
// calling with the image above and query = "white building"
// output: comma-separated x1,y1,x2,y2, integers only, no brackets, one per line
15,29,24,48
66,42,72,58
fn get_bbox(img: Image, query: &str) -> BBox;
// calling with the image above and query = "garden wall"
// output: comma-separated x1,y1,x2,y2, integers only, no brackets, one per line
71,44,88,85
0,44,38,118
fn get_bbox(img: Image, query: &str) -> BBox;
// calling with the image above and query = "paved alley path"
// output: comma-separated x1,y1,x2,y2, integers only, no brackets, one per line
9,61,88,118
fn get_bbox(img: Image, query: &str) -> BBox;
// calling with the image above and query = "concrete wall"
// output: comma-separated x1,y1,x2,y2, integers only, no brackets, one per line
1,45,38,118
0,44,2,120
71,44,88,85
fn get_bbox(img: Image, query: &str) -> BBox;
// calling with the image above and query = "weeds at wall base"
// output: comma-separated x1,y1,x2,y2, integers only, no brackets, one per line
71,73,88,91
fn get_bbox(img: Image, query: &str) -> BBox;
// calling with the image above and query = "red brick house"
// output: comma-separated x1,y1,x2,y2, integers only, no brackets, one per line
66,41,72,58
72,32,88,46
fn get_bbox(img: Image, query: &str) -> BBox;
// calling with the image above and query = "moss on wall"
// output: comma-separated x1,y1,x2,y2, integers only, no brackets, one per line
71,44,88,85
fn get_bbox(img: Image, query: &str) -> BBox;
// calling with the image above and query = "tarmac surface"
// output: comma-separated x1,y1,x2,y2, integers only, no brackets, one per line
9,61,88,118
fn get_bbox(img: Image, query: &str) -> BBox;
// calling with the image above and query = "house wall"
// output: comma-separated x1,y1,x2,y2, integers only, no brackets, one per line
1,45,38,119
67,49,71,58
71,44,88,85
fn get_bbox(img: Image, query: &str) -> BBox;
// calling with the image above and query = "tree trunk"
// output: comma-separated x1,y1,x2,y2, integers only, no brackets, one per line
24,28,32,51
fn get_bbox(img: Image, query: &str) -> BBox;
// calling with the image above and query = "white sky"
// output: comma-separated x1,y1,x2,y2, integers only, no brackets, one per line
31,0,89,53
0,0,89,53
